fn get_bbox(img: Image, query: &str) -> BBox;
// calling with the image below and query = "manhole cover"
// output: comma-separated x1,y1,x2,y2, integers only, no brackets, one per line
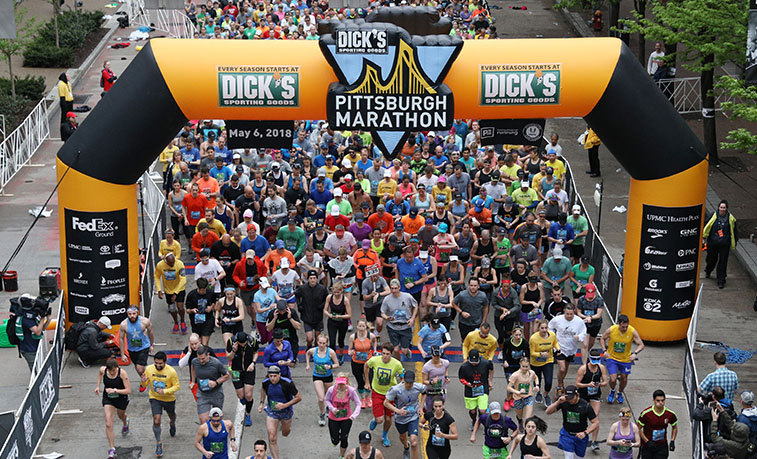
115,446,142,458
719,156,748,173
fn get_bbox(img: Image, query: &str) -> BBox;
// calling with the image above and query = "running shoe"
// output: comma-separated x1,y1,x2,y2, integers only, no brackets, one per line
338,354,345,366
156,442,163,457
139,385,147,393
497,351,503,361
503,399,511,411
172,323,179,334
555,386,564,397
348,320,353,332
78,356,89,368
369,419,377,431
319,413,326,426
591,441,600,451
169,423,176,437
122,417,130,436
361,398,367,409
607,390,616,404
404,349,412,361
108,447,116,458
180,322,188,334
382,432,391,447
616,392,625,404
403,447,411,459
450,322,455,330
534,392,543,404
544,395,552,406
245,414,252,427
367,397,373,408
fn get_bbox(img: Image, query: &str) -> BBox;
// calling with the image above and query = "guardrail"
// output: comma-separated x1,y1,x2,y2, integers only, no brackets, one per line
655,76,736,115
139,170,166,319
684,286,707,459
0,99,50,195
127,0,197,39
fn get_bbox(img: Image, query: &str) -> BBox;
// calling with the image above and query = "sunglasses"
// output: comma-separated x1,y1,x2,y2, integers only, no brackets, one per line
619,411,632,418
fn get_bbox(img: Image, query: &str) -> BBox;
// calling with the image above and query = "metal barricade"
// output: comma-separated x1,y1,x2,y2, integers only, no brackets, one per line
138,171,166,319
0,100,50,194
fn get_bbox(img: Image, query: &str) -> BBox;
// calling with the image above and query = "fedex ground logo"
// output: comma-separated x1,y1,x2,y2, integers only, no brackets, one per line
70,216,117,237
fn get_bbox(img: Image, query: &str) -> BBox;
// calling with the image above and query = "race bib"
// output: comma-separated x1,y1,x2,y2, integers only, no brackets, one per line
107,391,119,399
198,379,211,391
269,399,281,411
566,410,580,424
510,350,523,360
129,337,143,348
613,342,627,354
246,277,256,285
164,270,177,281
431,434,445,446
393,310,408,323
315,364,328,375
652,428,665,442
281,328,290,339
194,313,206,324
439,251,449,262
489,449,502,458
518,382,530,392
356,352,369,362
528,309,541,320
191,210,201,219
615,445,631,453
335,408,348,418
209,441,224,453
472,384,485,397
583,309,594,316
535,355,547,362
152,380,166,391
377,369,392,386
587,385,598,395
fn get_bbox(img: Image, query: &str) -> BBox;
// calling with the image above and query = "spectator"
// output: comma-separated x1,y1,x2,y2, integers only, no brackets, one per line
700,352,739,401
703,200,738,289
76,317,114,368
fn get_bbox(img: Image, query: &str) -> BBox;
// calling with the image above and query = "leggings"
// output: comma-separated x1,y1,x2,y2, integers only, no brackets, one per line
328,418,352,448
171,215,194,242
328,319,348,350
532,362,554,394
426,444,451,459
351,360,366,390
494,316,517,346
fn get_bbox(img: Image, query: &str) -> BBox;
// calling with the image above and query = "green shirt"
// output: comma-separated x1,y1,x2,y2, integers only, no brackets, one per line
571,264,595,292
325,198,353,217
494,237,512,268
511,188,538,208
366,355,404,395
569,215,588,245
277,226,307,258
542,257,572,291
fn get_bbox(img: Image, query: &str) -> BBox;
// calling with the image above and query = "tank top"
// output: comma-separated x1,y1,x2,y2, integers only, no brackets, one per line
271,172,285,187
609,424,636,459
397,169,413,183
432,210,449,227
522,285,541,313
126,318,150,352
446,265,463,294
607,325,635,363
202,420,228,459
102,368,127,403
398,182,414,197
328,388,353,421
215,205,232,231
354,447,376,459
520,435,542,458
525,158,541,176
477,169,492,187
456,232,474,261
578,362,603,399
422,257,435,285
352,334,372,364
312,231,328,251
540,177,555,195
312,347,333,377
474,239,494,261
223,298,239,320
477,268,495,293
251,179,265,196
370,238,384,254
431,288,451,317
328,294,347,321
451,200,467,218
171,191,184,214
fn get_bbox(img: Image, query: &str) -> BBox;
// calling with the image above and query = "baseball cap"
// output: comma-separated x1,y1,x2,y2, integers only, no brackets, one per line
318,170,326,177
344,174,353,181
504,196,514,206
387,235,399,245
585,283,597,299
235,331,248,343
280,258,290,268
449,255,459,262
547,148,557,155
361,239,371,249
545,166,554,175
564,385,578,397
233,153,241,159
287,218,296,225
548,193,558,201
276,299,288,310
209,407,223,418
259,277,270,288
355,212,365,222
267,365,281,374
333,188,343,197
498,226,507,235
741,390,755,405
520,180,529,188
481,257,491,268
394,221,404,230
468,348,480,363
384,170,392,177
489,401,502,414
572,204,581,214
409,207,419,217
307,269,318,278
359,431,372,444
66,111,76,118
437,175,446,183
425,217,433,225
331,205,341,216
552,247,563,259
275,240,285,249
403,370,416,382
419,250,429,259
342,158,352,168
98,316,112,328
439,223,448,233
271,161,280,169
491,171,501,181
430,345,442,356
360,201,370,208
376,204,385,212
474,199,484,211
242,208,253,219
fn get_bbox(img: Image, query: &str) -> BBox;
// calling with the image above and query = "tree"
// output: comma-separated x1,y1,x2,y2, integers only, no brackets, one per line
620,0,748,165
716,76,757,155
0,6,38,97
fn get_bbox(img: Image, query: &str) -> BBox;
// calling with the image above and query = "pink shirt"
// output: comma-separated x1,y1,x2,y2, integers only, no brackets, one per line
325,385,361,421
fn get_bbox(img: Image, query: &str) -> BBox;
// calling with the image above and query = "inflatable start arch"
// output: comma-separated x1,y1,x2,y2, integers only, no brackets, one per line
57,8,707,341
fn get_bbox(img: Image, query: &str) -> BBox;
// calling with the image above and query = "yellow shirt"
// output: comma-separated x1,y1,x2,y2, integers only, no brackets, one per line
366,355,404,395
545,159,566,179
196,218,227,237
58,80,73,102
159,239,181,259
531,172,546,190
529,331,559,366
141,364,180,402
462,330,498,361
160,146,180,171
431,185,452,206
322,165,339,180
376,179,397,200
607,324,635,363
499,164,521,180
154,259,186,294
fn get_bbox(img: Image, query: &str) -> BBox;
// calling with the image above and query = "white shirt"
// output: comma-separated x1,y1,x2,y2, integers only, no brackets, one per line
482,181,508,213
647,50,665,75
545,189,569,210
548,314,587,357
194,259,225,293
547,142,563,157
271,268,299,300
417,174,439,190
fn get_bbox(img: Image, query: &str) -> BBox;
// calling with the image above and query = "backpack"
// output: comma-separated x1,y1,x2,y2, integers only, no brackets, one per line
5,297,23,347
64,321,89,350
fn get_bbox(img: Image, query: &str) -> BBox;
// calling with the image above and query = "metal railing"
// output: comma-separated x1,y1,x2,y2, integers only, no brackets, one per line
139,170,166,319
655,76,736,114
684,287,707,459
0,100,50,194
127,0,197,39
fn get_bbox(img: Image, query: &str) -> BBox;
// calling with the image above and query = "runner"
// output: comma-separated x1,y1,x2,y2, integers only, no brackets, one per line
508,357,540,429
258,365,303,459
458,349,495,432
507,416,551,459
345,431,386,459
600,314,645,404
452,278,489,342
545,385,599,459
422,346,450,413
575,348,608,451
245,440,273,459
192,345,230,423
426,276,454,332
294,269,328,349
361,267,390,333
348,318,378,409
140,352,180,457
305,334,340,426
470,401,519,459
95,357,131,459
384,370,427,459
417,316,450,361
226,331,259,427
380,279,418,361
253,278,278,345
325,281,352,364
262,329,295,379
607,407,640,459
117,305,154,392
502,327,530,412
185,278,217,346
529,319,559,407
179,333,217,402
575,283,604,362
548,305,587,397
462,323,498,361
492,273,521,361
266,300,303,362
364,342,405,447
637,390,677,459
324,373,362,459
154,252,187,334
420,396,458,459
194,407,237,459
215,287,245,344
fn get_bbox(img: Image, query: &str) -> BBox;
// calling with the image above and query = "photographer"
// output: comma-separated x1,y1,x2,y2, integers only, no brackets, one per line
12,295,52,371
709,402,752,459
694,386,737,443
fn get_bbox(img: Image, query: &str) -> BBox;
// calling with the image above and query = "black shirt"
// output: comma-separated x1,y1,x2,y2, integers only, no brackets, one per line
423,411,455,449
380,245,404,278
185,288,216,322
559,398,596,433
502,338,530,368
226,335,259,372
223,184,245,205
546,298,570,321
210,240,241,269
284,186,309,208
458,359,493,397
266,309,301,343
294,283,328,325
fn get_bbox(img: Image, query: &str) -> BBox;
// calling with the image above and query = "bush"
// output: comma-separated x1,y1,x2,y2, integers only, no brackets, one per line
0,95,33,136
23,10,104,68
0,76,46,100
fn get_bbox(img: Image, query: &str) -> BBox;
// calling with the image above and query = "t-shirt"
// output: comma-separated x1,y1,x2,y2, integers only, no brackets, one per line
380,292,417,331
194,259,225,293
143,364,180,402
422,359,450,394
462,330,498,361
185,288,216,325
191,356,228,396
637,406,677,445
424,411,456,449
454,290,488,327
541,257,572,291
266,308,301,343
547,222,576,249
478,413,518,449
509,244,538,265
529,331,559,366
361,276,389,309
385,382,426,424
366,356,404,395
570,264,595,292
380,245,403,278
569,215,589,246
253,288,277,323
548,315,587,357
458,359,493,398
396,258,427,294
271,269,299,300
417,324,448,353
262,377,298,411
559,398,596,433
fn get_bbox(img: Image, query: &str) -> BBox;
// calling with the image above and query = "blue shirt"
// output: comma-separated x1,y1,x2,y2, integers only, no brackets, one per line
241,235,271,259
386,200,410,217
700,367,740,400
313,154,326,168
263,341,294,379
209,165,233,183
310,189,333,211
417,324,448,353
180,147,200,165
547,222,576,249
356,159,373,172
310,177,334,193
431,155,449,168
215,147,231,162
396,258,427,294
471,195,494,210
253,288,277,323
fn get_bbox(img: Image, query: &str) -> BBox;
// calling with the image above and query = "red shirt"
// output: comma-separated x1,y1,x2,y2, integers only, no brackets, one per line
324,214,350,232
182,194,210,225
637,406,677,445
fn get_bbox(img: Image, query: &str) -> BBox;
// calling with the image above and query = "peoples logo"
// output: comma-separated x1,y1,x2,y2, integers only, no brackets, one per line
73,305,89,315
644,246,668,256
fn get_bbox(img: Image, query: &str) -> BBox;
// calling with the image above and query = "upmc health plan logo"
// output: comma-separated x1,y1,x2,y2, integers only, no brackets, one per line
320,23,462,159
480,63,561,106
217,65,300,107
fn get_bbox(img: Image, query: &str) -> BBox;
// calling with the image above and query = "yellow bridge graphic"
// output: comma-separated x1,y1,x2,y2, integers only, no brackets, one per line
347,40,436,95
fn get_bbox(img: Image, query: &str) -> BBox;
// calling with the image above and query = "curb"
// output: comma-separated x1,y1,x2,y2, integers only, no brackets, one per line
705,185,757,286
552,0,593,38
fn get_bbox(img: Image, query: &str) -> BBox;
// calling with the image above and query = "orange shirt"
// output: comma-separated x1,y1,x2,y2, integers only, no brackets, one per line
468,207,493,224
182,194,210,225
264,249,296,273
196,176,220,207
191,231,220,260
367,212,394,234
401,215,425,235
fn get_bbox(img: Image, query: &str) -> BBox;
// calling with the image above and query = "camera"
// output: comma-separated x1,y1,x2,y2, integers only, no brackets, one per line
699,391,715,405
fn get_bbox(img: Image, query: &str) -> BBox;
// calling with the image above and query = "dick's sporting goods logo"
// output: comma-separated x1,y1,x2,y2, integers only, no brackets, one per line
217,66,300,107
321,24,462,159
480,63,561,105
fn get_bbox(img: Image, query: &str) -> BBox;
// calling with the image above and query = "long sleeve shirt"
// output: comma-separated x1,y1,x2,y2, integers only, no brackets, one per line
324,385,361,421
141,364,180,402
154,259,187,294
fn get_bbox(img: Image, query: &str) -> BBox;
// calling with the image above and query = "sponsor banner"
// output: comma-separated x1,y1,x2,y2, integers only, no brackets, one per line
478,119,546,147
479,63,561,106
65,209,130,324
217,65,300,107
636,204,702,320
225,120,294,149
336,29,388,54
